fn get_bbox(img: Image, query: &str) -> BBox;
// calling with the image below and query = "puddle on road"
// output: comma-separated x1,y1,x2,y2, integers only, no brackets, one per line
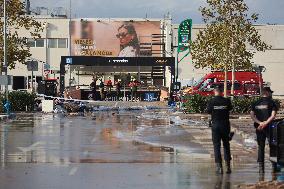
0,111,258,165
0,111,197,165
0,111,281,188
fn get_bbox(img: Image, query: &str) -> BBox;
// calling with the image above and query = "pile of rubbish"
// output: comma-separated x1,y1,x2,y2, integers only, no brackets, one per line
51,100,168,115
237,180,284,189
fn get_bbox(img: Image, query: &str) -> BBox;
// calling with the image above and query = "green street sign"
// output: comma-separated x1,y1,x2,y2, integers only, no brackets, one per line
178,19,192,53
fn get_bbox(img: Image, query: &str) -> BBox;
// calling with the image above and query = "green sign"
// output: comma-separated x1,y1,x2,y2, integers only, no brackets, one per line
178,19,192,53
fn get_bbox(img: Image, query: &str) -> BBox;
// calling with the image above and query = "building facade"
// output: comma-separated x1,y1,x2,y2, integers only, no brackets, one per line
8,16,284,95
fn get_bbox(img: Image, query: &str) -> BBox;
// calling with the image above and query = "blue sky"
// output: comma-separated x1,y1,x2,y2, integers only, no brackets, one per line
30,0,284,24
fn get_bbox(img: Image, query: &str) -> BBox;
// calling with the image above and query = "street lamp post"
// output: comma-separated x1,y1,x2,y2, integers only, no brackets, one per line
68,0,72,89
3,0,8,102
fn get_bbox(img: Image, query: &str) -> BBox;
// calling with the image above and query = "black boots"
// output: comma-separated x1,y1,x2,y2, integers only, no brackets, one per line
216,163,223,174
228,132,235,141
259,162,265,173
216,162,232,174
225,161,232,174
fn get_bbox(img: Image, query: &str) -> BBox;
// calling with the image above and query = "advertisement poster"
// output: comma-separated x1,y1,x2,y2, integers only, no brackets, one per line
70,20,162,57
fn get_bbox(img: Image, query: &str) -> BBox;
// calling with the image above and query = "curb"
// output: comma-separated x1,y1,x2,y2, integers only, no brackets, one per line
0,115,8,122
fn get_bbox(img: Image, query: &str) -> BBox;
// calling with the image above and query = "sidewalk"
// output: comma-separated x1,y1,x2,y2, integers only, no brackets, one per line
180,119,257,164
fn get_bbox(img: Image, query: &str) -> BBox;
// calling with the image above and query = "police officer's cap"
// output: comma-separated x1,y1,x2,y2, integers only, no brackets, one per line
263,87,274,93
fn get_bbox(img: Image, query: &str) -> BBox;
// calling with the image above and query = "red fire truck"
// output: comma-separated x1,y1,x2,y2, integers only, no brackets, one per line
183,71,263,96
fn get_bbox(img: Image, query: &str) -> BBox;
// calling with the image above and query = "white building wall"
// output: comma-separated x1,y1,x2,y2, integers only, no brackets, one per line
8,17,69,89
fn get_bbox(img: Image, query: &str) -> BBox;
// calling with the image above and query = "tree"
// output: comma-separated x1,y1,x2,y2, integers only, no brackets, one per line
191,0,271,97
0,0,42,70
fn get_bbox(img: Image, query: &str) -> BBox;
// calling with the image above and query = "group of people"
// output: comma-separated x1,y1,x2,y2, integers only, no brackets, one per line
207,86,279,174
89,76,140,101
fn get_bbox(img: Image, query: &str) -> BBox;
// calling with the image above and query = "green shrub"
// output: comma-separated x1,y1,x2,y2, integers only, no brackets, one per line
183,94,282,114
231,97,258,114
0,91,37,112
183,94,212,113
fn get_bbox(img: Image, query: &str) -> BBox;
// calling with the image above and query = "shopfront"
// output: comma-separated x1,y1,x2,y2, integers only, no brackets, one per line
60,56,175,100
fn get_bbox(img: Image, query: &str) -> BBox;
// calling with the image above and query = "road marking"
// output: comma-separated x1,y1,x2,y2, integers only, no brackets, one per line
69,167,78,176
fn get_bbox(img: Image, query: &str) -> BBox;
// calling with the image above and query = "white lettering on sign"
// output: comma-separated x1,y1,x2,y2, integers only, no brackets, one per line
156,59,168,64
109,59,129,63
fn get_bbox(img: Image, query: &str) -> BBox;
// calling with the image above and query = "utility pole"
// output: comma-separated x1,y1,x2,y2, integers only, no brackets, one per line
3,0,8,102
68,0,72,89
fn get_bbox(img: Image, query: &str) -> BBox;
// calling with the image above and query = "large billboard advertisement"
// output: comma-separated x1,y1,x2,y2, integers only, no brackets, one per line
70,20,162,57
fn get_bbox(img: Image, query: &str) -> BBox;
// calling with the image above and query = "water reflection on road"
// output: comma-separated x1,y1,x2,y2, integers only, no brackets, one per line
0,111,280,189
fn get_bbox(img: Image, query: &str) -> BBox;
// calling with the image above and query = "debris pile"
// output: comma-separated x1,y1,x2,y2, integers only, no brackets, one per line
237,181,284,189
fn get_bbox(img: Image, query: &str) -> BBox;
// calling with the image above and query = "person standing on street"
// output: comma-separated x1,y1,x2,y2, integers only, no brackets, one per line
207,86,233,174
99,79,105,101
90,77,97,100
115,79,122,101
250,87,278,173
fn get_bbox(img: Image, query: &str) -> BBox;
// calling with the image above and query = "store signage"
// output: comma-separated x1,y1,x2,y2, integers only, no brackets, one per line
156,59,168,64
70,20,161,57
66,58,73,64
178,19,192,53
27,60,38,71
110,59,129,63
0,75,13,85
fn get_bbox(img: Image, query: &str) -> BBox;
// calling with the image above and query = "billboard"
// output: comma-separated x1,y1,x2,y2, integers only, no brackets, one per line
70,20,162,57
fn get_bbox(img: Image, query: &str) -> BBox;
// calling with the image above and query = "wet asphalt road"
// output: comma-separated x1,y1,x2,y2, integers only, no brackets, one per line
0,112,281,189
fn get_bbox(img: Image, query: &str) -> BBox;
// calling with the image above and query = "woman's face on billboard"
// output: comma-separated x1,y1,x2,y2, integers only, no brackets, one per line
117,27,134,46
82,22,93,38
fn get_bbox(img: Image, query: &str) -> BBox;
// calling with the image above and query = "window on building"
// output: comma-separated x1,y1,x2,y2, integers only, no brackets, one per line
27,38,45,47
48,38,68,48
58,39,67,48
27,39,36,47
35,39,45,47
48,39,57,48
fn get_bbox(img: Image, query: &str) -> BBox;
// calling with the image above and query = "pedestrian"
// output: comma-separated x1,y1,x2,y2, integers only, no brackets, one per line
90,77,97,100
99,79,105,101
129,79,139,101
250,87,278,173
106,76,113,101
207,86,233,174
115,79,122,101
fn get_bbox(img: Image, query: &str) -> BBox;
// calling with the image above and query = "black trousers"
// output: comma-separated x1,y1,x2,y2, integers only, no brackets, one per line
212,120,231,163
131,90,137,101
256,128,269,163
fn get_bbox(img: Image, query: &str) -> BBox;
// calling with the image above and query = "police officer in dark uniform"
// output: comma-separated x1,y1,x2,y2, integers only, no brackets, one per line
207,86,233,174
250,87,278,173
